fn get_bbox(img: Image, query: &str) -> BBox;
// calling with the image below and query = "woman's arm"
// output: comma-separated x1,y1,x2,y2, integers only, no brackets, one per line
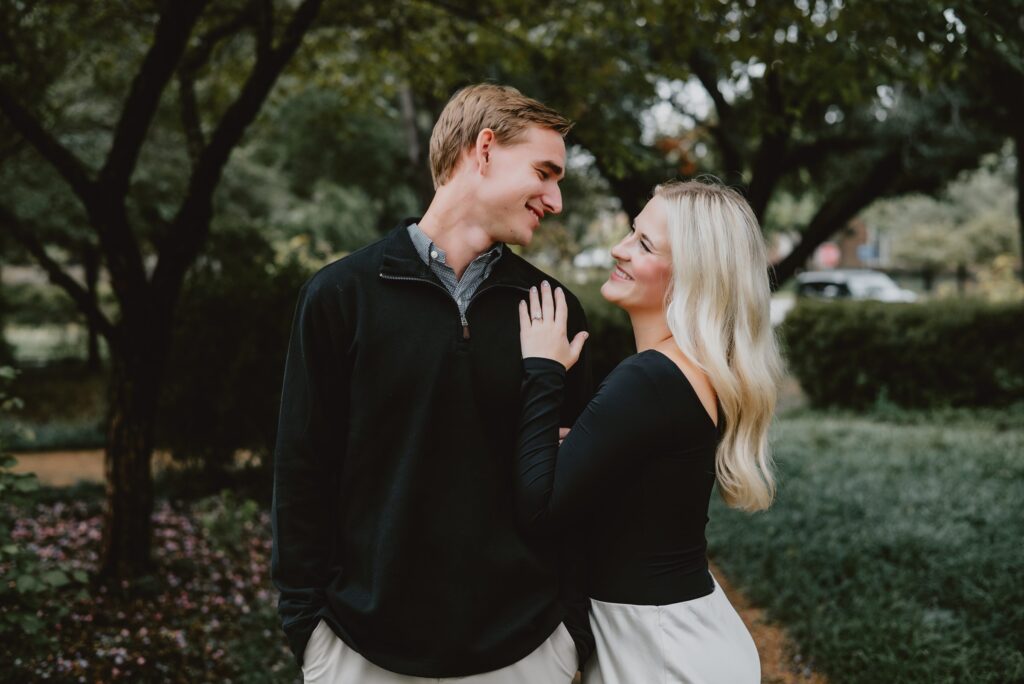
516,356,662,531
517,281,664,531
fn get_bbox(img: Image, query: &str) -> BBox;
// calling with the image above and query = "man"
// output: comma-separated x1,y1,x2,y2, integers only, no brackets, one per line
272,83,594,683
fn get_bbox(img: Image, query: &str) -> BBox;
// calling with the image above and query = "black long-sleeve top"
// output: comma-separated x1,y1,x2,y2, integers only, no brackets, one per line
517,351,724,605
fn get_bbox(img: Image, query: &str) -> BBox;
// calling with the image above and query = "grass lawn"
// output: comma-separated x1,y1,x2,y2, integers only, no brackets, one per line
708,407,1024,684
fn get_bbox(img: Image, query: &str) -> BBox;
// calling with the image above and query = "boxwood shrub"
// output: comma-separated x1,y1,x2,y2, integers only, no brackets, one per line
781,299,1024,409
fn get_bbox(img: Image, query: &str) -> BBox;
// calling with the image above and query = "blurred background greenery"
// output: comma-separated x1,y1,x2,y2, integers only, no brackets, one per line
1,1,1022,682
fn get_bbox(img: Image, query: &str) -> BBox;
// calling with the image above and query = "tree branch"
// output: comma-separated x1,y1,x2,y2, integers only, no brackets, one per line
780,134,870,175
176,3,262,164
255,0,275,61
180,3,257,74
415,0,536,52
177,72,205,165
771,148,904,288
746,67,791,221
0,205,119,348
0,86,97,205
151,0,324,305
99,0,210,199
0,136,28,163
688,48,743,179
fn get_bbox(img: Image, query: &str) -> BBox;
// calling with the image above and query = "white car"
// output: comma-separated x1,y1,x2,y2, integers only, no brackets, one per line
795,270,918,303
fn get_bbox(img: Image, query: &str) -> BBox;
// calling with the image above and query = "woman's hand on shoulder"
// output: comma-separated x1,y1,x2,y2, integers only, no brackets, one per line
518,280,589,371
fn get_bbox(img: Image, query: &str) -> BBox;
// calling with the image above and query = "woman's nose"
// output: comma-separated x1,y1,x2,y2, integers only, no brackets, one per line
610,238,630,261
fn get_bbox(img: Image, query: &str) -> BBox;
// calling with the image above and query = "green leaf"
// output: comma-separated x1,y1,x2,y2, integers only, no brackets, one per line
20,614,44,635
15,575,40,593
41,570,69,587
13,476,39,493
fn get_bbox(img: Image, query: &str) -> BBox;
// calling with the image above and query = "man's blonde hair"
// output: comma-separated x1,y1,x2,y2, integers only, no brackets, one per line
429,83,573,188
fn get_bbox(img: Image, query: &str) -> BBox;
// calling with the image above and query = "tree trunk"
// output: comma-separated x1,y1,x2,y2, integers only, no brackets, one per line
1016,128,1024,283
396,84,434,223
922,268,935,292
98,328,168,584
83,245,102,371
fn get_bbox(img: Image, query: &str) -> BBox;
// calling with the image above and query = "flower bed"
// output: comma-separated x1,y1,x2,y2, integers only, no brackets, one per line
1,491,298,683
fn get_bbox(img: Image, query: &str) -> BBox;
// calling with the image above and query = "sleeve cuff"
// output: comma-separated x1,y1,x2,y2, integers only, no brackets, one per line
523,357,568,375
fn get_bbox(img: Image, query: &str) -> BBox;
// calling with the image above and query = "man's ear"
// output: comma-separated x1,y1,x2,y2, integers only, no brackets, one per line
474,128,496,172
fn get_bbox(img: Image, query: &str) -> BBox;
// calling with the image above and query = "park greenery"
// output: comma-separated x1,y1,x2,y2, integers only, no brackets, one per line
1,1,1023,681
4,377,1022,680
710,409,1024,684
782,299,1024,409
863,155,1024,297
2,0,1022,582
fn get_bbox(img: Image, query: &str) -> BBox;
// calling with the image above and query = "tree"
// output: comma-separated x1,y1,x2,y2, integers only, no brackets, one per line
591,0,1007,286
1,0,1017,585
947,1,1024,278
337,0,1009,287
864,154,1021,290
0,0,324,582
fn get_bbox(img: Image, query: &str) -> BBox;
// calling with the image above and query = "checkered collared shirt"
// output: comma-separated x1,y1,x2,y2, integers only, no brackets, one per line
406,222,504,322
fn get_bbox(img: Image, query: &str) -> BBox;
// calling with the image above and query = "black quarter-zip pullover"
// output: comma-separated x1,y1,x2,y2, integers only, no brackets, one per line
271,219,594,677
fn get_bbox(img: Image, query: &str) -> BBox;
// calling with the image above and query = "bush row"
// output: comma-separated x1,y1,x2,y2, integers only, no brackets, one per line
781,299,1024,409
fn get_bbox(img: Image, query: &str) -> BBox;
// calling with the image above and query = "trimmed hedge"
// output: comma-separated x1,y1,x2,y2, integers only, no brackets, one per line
781,299,1024,409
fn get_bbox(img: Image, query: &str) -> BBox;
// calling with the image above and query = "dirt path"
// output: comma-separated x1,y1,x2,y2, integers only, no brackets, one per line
13,450,826,682
711,562,827,683
11,449,109,486
8,449,218,487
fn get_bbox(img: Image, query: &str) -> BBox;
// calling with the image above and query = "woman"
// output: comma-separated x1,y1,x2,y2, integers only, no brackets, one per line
516,179,783,683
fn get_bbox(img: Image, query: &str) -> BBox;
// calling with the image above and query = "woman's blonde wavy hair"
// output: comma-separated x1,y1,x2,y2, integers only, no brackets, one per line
655,179,784,511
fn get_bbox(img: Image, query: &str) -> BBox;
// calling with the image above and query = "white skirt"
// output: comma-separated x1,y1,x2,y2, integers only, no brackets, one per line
584,575,760,684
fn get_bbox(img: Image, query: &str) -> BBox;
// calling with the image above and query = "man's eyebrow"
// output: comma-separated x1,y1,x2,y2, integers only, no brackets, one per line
538,160,564,179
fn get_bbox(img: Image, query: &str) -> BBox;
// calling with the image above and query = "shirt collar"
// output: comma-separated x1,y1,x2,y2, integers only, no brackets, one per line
406,222,503,268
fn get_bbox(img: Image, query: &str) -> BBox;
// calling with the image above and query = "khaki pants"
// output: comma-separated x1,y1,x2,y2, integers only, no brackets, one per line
302,620,578,683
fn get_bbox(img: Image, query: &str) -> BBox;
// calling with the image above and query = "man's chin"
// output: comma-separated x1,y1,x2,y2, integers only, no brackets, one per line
507,227,534,247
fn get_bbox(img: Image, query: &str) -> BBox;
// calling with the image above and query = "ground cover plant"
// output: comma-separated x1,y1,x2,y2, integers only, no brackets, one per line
5,406,1021,682
708,407,1024,684
0,485,299,683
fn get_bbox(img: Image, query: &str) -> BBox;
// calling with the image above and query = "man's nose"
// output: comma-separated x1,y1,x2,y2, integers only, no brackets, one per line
543,184,563,215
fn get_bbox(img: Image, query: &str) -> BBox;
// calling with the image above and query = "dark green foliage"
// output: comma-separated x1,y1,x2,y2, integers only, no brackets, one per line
0,418,105,452
569,278,635,385
0,299,11,366
3,359,106,452
708,412,1024,684
782,300,1024,408
0,367,90,667
3,282,82,327
156,225,311,485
